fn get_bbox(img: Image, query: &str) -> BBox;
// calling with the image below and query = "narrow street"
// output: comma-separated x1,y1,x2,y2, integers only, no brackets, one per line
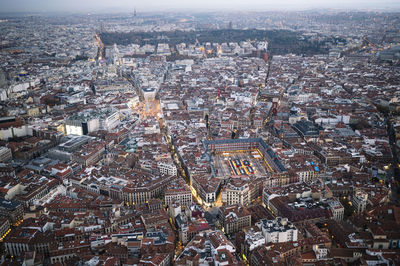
95,33,104,60
386,116,400,204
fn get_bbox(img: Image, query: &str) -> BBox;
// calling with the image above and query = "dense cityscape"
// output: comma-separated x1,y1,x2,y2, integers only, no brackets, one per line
0,5,400,266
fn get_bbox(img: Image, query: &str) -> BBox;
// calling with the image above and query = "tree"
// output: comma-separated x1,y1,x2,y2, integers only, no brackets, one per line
340,198,355,219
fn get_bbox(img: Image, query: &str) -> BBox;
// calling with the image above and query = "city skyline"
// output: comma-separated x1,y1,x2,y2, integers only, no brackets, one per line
1,0,400,13
0,3,399,265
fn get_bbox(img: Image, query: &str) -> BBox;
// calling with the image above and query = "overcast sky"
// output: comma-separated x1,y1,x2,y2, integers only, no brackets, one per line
1,0,399,13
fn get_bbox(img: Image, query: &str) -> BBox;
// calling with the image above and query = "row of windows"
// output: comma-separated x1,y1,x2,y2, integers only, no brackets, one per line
51,255,75,264
6,243,28,256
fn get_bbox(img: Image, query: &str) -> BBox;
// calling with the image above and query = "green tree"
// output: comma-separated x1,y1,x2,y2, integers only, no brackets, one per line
340,198,355,219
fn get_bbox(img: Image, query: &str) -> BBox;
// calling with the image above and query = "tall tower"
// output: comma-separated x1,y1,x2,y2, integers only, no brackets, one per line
134,8,137,17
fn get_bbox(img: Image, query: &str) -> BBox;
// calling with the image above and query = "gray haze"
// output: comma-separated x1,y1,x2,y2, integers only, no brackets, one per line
1,0,400,13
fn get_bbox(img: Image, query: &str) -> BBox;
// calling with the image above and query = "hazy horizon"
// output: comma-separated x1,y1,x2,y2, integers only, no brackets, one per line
1,0,400,14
